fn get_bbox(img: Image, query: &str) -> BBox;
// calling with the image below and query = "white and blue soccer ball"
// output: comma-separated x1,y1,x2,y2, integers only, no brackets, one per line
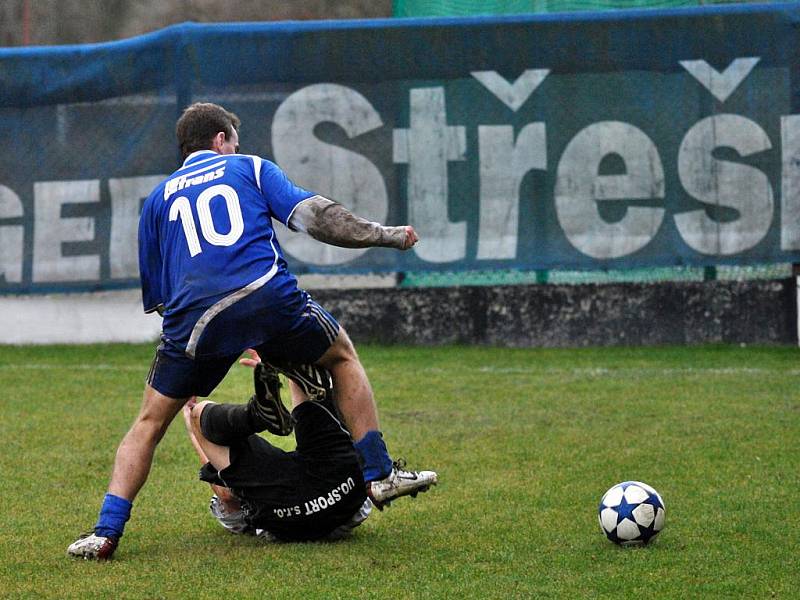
598,481,665,545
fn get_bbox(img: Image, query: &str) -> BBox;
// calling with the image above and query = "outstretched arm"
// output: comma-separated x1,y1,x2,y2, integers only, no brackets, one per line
289,195,419,250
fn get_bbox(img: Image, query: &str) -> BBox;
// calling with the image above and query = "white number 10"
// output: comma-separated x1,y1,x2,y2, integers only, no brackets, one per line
169,184,245,257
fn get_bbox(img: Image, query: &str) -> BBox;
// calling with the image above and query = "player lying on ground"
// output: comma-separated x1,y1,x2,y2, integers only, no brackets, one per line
67,102,436,559
184,350,437,542
68,351,437,557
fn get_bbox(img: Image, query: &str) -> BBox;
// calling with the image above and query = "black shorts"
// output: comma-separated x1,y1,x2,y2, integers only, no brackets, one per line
199,400,367,541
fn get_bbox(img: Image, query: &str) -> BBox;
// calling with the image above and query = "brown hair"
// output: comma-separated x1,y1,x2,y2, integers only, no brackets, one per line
176,102,241,159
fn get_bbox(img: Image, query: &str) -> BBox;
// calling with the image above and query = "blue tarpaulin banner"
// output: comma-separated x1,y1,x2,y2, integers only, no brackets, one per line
2,2,800,294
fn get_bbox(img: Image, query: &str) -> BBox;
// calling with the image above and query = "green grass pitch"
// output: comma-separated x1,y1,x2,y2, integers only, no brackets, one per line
1,343,798,598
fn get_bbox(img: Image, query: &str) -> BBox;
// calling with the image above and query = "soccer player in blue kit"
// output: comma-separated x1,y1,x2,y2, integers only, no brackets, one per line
68,103,437,560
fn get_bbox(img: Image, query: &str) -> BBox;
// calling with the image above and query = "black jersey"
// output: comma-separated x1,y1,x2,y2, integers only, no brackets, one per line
200,400,367,541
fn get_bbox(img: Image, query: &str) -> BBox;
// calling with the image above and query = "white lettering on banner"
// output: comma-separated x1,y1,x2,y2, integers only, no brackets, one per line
555,121,666,259
477,124,547,259
679,58,761,103
32,180,100,282
471,69,550,111
676,115,773,255
6,55,800,289
781,115,800,250
394,87,468,262
272,83,388,265
0,185,23,283
109,175,165,279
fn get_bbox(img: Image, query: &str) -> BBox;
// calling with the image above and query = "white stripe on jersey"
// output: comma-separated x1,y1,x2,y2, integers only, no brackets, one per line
182,150,224,168
250,155,263,192
177,160,226,181
185,231,282,359
163,160,228,201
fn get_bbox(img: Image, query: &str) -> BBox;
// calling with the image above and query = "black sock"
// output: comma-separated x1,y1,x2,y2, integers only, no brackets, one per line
200,403,259,445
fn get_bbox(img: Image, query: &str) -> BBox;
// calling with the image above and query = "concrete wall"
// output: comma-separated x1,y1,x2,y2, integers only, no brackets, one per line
2,4,793,348
0,0,392,46
313,280,797,347
5,280,792,346
0,290,162,345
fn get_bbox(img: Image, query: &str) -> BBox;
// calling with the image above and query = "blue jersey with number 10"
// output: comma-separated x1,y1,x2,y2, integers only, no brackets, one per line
138,150,314,323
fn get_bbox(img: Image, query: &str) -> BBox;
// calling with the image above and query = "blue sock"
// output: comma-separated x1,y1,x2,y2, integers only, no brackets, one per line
94,493,132,539
354,430,393,481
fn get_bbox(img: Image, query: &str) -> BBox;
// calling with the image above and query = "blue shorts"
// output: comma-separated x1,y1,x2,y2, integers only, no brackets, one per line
147,292,340,398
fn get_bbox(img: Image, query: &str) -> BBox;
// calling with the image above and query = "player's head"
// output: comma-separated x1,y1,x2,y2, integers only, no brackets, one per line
176,102,241,159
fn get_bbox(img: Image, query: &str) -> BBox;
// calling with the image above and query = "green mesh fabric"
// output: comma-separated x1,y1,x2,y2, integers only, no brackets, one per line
393,0,787,17
400,264,793,287
391,0,795,287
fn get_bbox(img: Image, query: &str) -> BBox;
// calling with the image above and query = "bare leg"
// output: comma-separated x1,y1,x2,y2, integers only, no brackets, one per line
316,327,378,441
287,379,309,409
107,384,188,501
187,400,231,471
66,384,187,558
184,402,244,525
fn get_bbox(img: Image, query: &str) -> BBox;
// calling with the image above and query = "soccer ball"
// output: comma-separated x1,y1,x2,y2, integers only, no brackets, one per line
598,481,665,545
